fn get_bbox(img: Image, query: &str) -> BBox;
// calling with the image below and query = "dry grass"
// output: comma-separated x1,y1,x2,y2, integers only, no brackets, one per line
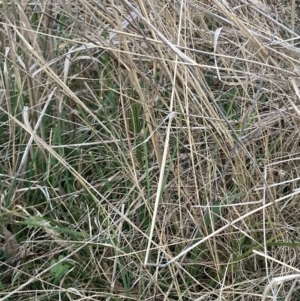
1,0,300,300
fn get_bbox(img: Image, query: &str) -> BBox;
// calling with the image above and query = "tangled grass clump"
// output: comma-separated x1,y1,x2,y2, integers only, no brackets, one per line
1,0,300,300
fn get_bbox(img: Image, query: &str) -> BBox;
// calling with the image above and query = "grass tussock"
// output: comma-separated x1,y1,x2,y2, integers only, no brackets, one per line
0,0,300,300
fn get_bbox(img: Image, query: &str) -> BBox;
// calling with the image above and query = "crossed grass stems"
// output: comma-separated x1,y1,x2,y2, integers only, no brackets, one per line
1,0,300,300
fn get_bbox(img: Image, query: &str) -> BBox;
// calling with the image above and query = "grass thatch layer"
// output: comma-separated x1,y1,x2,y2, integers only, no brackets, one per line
1,0,300,300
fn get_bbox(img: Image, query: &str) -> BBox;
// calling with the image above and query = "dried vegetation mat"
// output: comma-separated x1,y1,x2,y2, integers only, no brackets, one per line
1,0,300,300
